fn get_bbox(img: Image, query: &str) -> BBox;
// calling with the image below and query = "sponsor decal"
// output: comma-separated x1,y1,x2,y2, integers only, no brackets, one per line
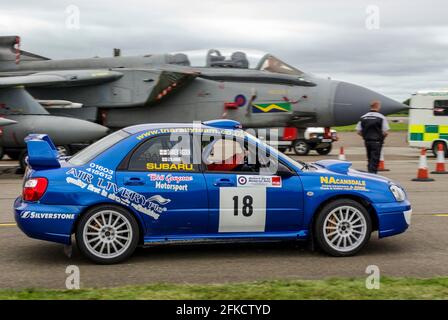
251,102,291,114
236,175,282,188
136,127,245,141
148,173,193,192
160,149,191,156
146,163,194,171
85,163,114,180
66,167,171,220
161,157,182,163
319,176,368,191
20,211,75,220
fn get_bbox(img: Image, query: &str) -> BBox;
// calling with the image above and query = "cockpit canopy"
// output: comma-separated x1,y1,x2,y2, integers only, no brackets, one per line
166,49,303,75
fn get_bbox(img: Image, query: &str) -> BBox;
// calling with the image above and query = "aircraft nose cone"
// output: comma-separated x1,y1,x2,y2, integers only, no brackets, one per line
74,120,110,141
332,81,408,126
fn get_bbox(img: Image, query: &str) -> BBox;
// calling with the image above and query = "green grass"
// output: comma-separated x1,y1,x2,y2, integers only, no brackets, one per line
1,277,448,300
335,122,408,132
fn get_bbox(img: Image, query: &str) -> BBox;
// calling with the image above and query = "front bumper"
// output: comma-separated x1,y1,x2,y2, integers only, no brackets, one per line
14,197,85,245
373,200,412,238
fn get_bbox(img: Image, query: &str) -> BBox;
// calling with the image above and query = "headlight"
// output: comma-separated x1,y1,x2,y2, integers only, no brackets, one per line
390,185,406,202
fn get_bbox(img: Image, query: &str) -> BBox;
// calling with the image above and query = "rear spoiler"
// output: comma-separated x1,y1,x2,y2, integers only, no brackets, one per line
25,134,61,170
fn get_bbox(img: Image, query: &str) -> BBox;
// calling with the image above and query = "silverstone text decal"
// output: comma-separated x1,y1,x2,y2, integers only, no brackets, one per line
20,211,75,220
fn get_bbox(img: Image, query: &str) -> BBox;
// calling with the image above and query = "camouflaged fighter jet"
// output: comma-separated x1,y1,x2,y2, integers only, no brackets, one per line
0,36,406,160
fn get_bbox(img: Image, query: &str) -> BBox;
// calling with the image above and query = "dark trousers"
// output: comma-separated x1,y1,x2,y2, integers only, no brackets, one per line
365,141,382,174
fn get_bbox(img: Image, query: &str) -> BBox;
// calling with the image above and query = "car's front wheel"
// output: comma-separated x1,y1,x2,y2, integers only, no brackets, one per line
314,199,371,256
292,140,310,156
316,145,332,155
76,205,140,264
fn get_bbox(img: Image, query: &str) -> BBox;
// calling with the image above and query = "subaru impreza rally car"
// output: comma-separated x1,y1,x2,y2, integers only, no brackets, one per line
14,120,411,264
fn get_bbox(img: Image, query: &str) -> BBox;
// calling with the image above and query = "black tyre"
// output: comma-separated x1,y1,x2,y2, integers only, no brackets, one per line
0,146,4,160
292,140,310,156
76,205,140,264
314,199,372,257
5,151,20,160
57,145,71,157
278,147,288,153
432,141,447,158
316,145,332,155
19,149,28,172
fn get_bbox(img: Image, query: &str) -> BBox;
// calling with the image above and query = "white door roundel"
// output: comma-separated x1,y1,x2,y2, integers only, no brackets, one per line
218,187,266,233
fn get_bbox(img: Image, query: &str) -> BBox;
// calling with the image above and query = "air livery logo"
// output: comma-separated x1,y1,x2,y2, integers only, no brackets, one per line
252,103,291,114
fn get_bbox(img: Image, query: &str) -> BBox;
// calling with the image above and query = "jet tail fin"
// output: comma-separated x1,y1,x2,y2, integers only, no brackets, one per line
0,36,49,70
0,87,49,116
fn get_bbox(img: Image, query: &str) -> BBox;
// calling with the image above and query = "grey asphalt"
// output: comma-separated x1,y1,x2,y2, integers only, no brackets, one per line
1,132,448,289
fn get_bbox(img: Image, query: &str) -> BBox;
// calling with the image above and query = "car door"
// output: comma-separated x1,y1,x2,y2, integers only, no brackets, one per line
115,133,208,237
202,133,304,236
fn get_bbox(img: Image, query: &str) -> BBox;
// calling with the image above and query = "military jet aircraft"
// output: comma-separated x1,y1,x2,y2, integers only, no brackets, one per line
0,36,109,163
0,36,406,164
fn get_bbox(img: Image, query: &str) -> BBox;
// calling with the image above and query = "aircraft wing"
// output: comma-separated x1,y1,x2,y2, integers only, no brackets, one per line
0,69,123,88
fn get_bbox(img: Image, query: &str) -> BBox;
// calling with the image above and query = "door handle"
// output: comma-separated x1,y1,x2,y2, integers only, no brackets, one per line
213,178,234,187
124,177,145,186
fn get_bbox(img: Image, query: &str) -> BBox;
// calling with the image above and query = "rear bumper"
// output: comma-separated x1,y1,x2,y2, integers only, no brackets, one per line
372,200,412,238
14,197,85,245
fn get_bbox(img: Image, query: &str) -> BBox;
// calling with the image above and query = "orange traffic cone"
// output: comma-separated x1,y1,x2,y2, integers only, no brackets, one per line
338,146,346,161
377,149,390,172
431,143,448,174
412,148,434,181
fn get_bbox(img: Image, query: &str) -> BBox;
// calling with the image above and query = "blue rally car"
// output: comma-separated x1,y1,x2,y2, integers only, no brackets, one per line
14,120,411,264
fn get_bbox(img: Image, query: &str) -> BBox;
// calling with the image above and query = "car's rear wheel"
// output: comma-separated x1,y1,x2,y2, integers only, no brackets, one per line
76,205,139,264
314,199,371,256
6,150,20,160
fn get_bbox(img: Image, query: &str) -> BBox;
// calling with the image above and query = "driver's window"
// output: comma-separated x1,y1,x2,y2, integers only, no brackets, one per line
202,135,273,174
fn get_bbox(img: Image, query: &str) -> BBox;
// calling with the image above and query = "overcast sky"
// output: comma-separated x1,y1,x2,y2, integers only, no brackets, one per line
1,0,448,101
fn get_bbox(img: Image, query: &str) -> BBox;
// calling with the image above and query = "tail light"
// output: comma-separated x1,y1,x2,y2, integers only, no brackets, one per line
23,178,48,202
282,127,298,141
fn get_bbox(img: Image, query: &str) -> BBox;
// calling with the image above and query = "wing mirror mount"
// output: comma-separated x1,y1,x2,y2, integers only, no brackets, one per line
276,163,294,178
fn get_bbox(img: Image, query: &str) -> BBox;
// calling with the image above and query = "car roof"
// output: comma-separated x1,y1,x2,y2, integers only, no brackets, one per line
123,120,242,135
123,123,193,134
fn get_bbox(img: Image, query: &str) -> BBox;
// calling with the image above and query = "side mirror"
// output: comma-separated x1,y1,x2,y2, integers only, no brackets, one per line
276,163,294,177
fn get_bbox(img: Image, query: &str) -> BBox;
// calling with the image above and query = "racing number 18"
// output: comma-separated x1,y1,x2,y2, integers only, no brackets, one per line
219,188,266,233
233,195,253,217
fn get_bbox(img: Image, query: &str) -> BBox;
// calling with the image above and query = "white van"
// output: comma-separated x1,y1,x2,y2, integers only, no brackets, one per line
409,90,448,156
